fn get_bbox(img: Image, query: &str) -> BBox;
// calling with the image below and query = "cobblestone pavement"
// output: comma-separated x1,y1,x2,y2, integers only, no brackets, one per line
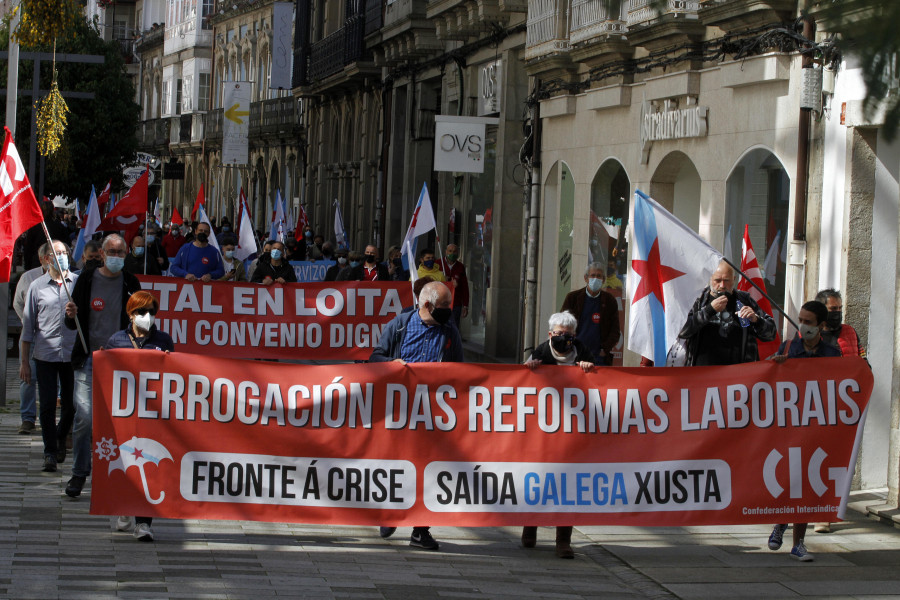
2,358,900,599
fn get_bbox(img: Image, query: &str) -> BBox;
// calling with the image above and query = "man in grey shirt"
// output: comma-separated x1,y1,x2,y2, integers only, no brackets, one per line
20,241,78,472
63,234,141,497
13,263,44,433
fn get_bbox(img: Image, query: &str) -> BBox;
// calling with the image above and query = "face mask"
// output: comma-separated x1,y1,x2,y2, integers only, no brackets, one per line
447,253,458,263
587,278,603,293
105,256,125,273
338,257,348,265
146,234,156,243
54,254,69,272
84,258,102,270
430,306,452,325
349,260,361,268
550,333,575,353
224,250,234,259
270,249,282,261
133,312,155,332
196,232,209,243
305,232,312,239
799,323,820,343
826,310,842,329
392,257,402,267
365,254,376,264
423,259,435,269
134,247,145,257
171,228,180,236
607,267,616,276
222,226,231,232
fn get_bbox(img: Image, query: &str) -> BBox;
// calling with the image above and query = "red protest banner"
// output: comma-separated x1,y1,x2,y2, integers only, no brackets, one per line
90,351,873,527
136,277,413,360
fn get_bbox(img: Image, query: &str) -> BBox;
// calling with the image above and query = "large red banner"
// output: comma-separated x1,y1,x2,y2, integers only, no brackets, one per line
90,352,873,527
136,277,413,360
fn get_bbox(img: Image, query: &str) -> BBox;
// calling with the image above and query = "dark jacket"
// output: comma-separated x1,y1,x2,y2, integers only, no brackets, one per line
369,310,463,363
529,338,594,365
337,263,390,281
678,288,777,366
325,263,347,281
251,256,297,283
65,267,142,369
106,325,174,352
125,251,162,276
560,287,620,363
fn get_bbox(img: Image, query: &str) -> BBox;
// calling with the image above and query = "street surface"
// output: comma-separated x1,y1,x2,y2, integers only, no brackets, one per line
2,359,899,599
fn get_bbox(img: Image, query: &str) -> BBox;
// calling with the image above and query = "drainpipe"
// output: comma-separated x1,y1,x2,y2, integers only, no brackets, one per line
521,81,542,360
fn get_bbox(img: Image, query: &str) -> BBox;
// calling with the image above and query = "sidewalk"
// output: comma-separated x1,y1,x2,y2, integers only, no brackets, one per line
3,359,900,599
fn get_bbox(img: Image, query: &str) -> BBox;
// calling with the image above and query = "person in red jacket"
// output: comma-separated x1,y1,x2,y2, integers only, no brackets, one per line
815,288,867,359
161,223,189,259
440,243,469,327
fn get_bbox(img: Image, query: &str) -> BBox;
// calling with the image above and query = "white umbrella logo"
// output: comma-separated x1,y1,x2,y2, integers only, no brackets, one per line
107,437,173,505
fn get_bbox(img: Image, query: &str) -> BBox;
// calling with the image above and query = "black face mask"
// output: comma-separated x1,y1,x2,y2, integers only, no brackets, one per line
826,310,842,329
392,258,402,267
550,333,575,353
430,307,452,325
84,258,103,271
365,254,376,264
196,232,209,243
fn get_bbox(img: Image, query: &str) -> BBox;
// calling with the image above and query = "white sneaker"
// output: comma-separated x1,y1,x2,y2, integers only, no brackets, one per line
134,522,154,542
116,516,135,532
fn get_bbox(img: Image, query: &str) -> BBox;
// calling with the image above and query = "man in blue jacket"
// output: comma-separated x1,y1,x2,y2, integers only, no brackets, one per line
369,281,462,549
169,222,224,281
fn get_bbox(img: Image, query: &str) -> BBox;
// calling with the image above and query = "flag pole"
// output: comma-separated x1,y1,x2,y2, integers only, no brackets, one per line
39,221,88,353
143,209,149,275
721,256,799,333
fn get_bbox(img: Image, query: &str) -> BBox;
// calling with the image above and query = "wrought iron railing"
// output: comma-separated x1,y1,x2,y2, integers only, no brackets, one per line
570,0,626,44
205,109,223,140
308,12,367,81
365,0,383,36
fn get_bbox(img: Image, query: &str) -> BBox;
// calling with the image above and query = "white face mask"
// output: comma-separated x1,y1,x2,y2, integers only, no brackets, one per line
133,312,155,332
799,323,819,343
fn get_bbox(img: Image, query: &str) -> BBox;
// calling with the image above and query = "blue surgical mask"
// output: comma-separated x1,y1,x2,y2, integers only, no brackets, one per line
105,256,125,273
134,247,145,257
423,259,435,269
146,234,156,243
225,250,234,259
587,277,603,293
54,254,69,272
270,249,282,260
350,260,361,268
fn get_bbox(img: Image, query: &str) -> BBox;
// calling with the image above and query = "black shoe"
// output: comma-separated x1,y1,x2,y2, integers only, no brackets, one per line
379,527,396,539
42,455,57,472
410,528,439,550
18,421,35,434
56,445,66,464
65,475,86,498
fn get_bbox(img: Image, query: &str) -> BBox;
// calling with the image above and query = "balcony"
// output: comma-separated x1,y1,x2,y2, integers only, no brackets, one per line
205,109,223,141
307,13,367,82
626,0,699,28
524,0,570,61
570,0,626,45
154,118,168,146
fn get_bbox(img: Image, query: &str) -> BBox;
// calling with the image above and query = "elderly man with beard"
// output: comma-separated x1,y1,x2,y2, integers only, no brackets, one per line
678,260,776,366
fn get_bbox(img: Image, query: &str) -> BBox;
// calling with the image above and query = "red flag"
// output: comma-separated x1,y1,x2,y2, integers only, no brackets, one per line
97,180,112,206
97,169,148,233
294,203,308,242
448,207,455,234
191,183,205,221
0,127,44,282
738,224,781,359
171,205,184,226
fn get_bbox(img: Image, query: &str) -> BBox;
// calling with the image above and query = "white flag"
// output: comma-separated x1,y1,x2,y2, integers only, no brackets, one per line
334,200,348,250
401,183,437,281
235,189,257,261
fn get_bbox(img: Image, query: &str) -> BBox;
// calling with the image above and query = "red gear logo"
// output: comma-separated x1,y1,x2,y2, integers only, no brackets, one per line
92,297,105,311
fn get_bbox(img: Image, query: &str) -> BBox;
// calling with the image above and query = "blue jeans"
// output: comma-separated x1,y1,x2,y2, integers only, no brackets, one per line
72,356,93,478
20,346,36,423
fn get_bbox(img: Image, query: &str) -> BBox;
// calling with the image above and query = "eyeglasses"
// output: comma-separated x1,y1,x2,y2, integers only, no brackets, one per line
134,308,157,316
550,331,572,337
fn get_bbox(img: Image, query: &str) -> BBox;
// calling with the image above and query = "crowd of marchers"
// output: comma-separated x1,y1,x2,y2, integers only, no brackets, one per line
10,206,865,560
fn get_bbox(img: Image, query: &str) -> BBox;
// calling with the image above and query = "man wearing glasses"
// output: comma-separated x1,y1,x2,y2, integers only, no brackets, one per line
63,234,142,498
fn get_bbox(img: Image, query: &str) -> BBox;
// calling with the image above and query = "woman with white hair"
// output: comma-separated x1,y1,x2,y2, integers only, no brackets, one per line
522,311,594,558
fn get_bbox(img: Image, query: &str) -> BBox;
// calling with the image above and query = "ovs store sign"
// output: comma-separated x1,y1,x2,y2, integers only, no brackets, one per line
433,116,499,174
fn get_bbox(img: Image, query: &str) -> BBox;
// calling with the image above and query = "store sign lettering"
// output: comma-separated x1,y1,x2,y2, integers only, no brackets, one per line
434,116,498,174
640,98,708,164
439,133,483,154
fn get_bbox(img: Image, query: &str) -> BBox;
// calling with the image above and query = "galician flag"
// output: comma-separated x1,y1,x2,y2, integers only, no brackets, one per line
235,188,257,262
401,183,437,281
627,190,722,366
196,202,220,251
270,190,285,242
334,199,348,250
73,186,101,263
